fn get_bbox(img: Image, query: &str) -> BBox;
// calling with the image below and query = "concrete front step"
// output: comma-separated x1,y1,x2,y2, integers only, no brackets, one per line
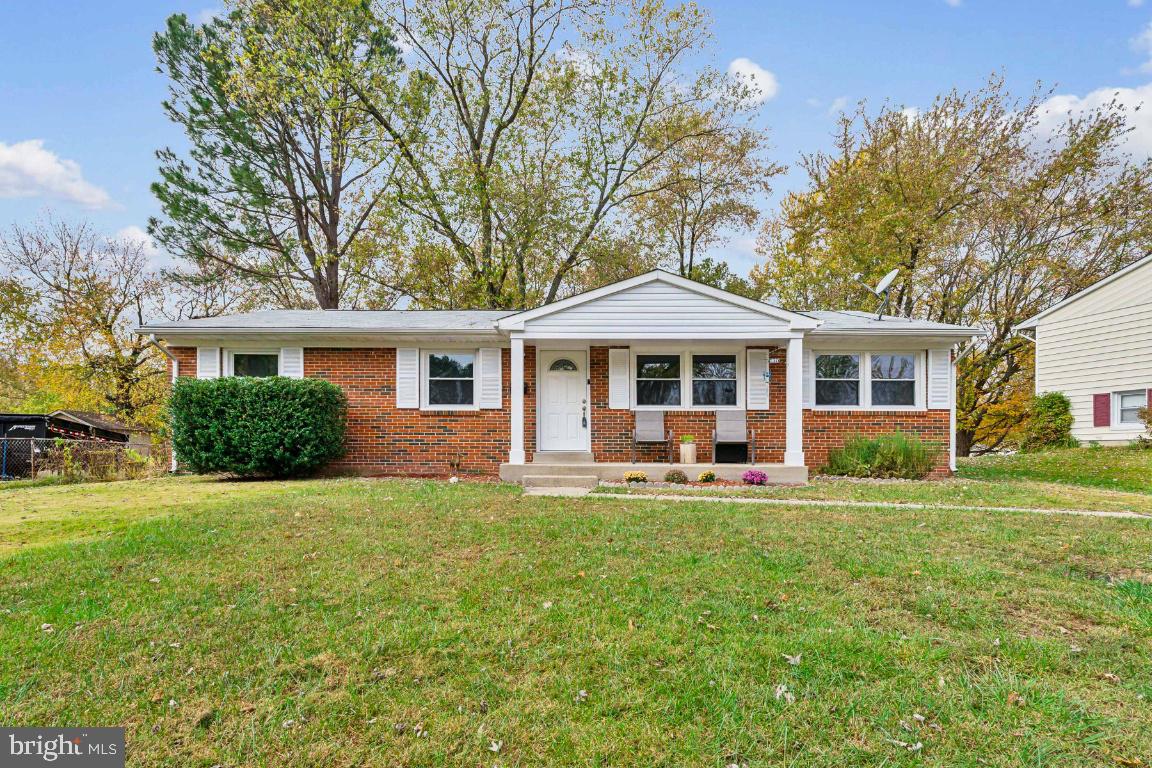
521,474,599,489
532,451,595,464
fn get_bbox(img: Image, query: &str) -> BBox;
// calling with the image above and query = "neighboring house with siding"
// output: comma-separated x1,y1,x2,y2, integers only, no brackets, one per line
138,270,981,483
1017,254,1152,445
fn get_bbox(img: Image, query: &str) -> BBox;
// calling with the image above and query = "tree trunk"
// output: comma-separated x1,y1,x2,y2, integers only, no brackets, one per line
955,428,974,458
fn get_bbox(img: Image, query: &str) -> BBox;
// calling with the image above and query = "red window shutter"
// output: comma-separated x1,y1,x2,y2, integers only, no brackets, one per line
1093,393,1111,427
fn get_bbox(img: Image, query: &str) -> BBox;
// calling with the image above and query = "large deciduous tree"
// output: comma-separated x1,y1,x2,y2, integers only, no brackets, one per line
236,0,761,308
752,76,1152,454
0,220,169,425
151,7,400,309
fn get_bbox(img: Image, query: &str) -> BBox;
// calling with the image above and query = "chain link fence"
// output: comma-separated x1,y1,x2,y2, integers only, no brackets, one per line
0,438,171,482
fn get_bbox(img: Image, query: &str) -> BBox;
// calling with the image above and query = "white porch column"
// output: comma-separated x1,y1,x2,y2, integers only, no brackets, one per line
784,336,805,467
509,334,526,464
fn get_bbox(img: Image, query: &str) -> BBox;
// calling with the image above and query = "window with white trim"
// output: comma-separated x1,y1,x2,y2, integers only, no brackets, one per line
814,352,921,408
870,353,916,406
425,351,476,407
692,354,737,406
815,354,860,406
636,354,681,406
1116,390,1146,425
226,351,279,377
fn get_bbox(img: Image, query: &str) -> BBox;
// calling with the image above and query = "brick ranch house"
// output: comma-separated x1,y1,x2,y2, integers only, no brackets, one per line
139,271,982,483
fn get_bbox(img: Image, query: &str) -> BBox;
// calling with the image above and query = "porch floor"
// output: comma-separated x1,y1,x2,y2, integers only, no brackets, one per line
499,461,808,485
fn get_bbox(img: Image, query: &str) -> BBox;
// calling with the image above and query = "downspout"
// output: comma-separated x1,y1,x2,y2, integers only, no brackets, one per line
146,335,179,473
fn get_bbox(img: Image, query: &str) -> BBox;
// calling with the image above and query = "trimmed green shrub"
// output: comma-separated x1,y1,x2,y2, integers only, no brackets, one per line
171,377,347,478
1021,392,1078,452
823,432,938,479
664,469,689,483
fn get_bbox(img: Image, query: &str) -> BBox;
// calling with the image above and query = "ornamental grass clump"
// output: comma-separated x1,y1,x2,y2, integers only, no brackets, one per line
171,377,347,478
823,432,937,480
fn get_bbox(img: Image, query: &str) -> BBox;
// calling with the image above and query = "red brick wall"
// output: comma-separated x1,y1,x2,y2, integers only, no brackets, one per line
803,408,952,475
169,345,534,477
169,346,197,379
169,343,952,476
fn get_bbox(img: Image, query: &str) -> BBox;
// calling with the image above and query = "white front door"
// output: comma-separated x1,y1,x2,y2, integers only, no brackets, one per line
539,350,589,451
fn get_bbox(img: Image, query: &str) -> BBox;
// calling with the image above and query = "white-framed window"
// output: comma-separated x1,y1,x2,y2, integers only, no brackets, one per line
1115,390,1147,426
813,351,923,410
635,354,682,407
631,349,745,410
422,350,477,409
224,350,279,377
870,353,917,406
692,354,738,407
815,354,860,406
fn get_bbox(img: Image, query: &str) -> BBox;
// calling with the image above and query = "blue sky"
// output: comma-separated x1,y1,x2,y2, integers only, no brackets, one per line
2,0,1151,274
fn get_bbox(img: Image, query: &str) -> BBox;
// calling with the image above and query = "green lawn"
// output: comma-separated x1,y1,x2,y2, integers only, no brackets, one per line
1,477,1150,766
958,445,1152,494
598,447,1152,514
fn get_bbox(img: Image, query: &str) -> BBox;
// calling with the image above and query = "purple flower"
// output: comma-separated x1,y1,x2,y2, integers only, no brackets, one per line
742,469,768,486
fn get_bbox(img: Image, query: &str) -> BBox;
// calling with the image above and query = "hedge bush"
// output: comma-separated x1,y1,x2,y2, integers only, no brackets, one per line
823,432,938,479
171,377,347,478
1021,392,1078,452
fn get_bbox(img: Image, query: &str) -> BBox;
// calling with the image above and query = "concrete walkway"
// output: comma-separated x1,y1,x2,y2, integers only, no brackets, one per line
524,488,1152,520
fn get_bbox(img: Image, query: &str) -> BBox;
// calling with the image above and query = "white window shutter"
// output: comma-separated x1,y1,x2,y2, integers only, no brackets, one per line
279,347,304,378
608,348,630,409
196,347,220,379
746,350,770,410
801,349,813,408
927,348,952,408
478,347,503,408
396,348,419,408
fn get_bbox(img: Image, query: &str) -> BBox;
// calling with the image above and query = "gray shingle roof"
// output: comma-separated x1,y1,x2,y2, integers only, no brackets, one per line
806,310,981,335
139,310,516,334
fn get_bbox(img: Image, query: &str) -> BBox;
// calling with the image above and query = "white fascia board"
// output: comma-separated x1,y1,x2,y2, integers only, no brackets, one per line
497,270,821,331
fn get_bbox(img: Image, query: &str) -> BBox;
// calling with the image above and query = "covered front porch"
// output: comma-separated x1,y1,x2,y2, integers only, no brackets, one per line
494,272,818,486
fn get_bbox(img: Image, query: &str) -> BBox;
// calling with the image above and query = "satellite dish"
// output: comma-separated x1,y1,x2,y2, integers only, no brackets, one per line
873,268,899,296
854,268,901,319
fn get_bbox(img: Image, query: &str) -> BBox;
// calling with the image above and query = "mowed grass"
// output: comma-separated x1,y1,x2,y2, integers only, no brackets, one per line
1,478,1151,767
959,446,1152,494
599,447,1152,514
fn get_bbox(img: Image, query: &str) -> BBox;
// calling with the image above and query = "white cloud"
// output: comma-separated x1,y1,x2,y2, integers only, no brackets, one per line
1129,0,1145,8
727,58,779,104
944,0,962,6
0,139,112,209
1132,22,1152,72
1034,83,1152,159
195,7,221,25
114,226,159,255
828,96,849,116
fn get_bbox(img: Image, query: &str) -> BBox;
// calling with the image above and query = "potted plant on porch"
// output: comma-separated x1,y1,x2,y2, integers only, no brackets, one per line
679,434,697,464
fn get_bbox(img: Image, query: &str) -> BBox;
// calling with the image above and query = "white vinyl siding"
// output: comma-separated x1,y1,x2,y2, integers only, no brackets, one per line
524,280,791,339
1033,258,1152,444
